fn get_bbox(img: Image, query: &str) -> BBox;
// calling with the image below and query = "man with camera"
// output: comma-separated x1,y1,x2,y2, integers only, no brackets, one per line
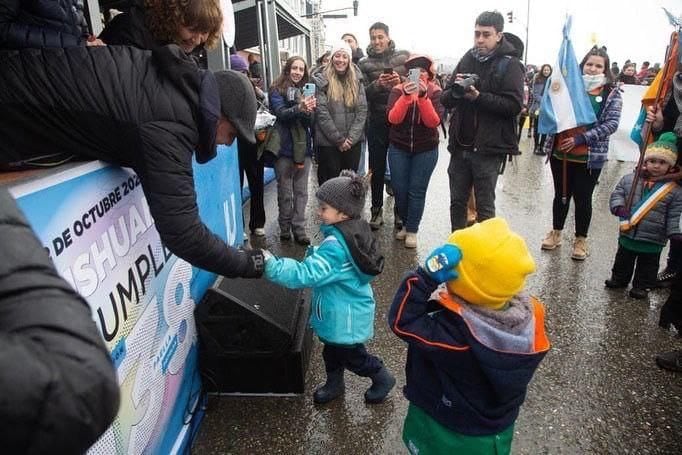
442,11,524,231
358,22,409,230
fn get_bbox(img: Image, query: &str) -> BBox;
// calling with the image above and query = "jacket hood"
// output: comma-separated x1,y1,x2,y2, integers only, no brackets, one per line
323,220,384,278
366,40,397,59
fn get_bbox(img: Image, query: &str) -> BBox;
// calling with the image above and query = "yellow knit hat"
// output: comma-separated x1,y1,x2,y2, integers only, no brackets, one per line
445,218,536,309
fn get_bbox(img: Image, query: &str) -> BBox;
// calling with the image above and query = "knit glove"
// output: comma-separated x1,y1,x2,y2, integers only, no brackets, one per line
612,206,630,218
243,249,266,278
424,244,462,283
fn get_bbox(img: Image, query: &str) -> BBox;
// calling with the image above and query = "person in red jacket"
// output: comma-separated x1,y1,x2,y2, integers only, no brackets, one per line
386,55,444,249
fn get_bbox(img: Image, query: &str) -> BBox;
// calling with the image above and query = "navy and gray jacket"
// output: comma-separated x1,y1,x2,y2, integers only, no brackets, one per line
268,87,314,160
389,268,550,436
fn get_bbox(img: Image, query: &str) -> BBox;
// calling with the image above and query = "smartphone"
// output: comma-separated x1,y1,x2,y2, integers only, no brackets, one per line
303,82,316,98
383,67,393,75
408,68,421,85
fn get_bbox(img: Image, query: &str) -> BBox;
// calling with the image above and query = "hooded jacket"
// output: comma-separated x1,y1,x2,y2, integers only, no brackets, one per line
266,219,384,344
610,172,682,246
311,65,368,148
388,268,550,436
0,45,263,278
0,188,119,454
358,41,410,120
441,37,524,156
0,0,87,48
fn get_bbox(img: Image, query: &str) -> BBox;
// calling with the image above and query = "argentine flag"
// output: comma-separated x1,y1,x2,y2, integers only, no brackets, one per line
538,17,597,134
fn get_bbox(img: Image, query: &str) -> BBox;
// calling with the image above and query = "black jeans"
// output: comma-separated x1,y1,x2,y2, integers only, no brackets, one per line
367,117,390,209
316,142,361,185
663,238,682,273
610,244,660,290
660,271,682,330
322,343,383,377
238,139,265,231
549,157,601,237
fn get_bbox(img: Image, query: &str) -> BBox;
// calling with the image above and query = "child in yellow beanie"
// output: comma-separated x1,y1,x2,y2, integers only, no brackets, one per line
607,132,682,299
388,217,550,454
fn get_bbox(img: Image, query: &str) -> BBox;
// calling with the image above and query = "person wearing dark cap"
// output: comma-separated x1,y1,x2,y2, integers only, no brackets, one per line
0,44,266,279
264,170,395,405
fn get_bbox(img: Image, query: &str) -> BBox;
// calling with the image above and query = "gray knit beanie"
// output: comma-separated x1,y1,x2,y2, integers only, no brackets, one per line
315,170,367,219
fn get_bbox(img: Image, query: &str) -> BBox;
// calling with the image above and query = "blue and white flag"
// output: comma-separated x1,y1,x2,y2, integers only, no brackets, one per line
538,17,597,134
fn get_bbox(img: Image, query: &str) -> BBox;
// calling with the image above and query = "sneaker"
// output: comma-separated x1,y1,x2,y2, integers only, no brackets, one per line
605,278,627,289
655,350,682,372
656,269,677,288
541,230,562,250
629,287,649,299
405,232,417,248
280,230,292,241
395,228,407,240
252,227,265,236
369,207,383,230
571,236,588,260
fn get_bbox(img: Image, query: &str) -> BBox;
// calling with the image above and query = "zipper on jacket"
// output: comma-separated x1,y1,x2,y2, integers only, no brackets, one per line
410,100,417,152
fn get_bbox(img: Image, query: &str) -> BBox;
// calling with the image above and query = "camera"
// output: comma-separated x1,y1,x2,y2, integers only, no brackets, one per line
452,73,480,97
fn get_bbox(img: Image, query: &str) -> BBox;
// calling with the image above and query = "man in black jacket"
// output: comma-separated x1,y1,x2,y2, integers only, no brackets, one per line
0,45,265,278
358,22,409,230
0,188,119,453
441,11,524,231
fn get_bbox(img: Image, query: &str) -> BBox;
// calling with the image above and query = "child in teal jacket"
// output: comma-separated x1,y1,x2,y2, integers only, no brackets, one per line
265,170,394,404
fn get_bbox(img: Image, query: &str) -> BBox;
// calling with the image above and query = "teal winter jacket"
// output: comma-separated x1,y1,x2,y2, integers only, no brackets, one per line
265,220,384,344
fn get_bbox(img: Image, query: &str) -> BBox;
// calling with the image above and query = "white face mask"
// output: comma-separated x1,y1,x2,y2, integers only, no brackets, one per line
583,74,606,91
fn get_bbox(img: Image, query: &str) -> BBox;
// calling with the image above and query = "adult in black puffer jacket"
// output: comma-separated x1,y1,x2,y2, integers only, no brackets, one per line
0,188,119,454
0,0,88,48
0,45,265,278
357,22,409,229
441,11,524,231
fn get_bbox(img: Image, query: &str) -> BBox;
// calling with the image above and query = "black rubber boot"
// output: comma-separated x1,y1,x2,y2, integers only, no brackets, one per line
313,369,345,404
364,366,396,404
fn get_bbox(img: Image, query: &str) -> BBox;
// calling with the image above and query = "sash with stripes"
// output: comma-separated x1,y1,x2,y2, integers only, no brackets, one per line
620,181,678,232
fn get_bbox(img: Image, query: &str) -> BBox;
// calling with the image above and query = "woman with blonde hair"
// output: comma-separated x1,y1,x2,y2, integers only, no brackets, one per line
312,41,368,184
99,0,222,54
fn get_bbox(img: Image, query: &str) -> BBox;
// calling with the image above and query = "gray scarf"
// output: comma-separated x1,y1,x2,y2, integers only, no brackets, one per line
470,46,497,63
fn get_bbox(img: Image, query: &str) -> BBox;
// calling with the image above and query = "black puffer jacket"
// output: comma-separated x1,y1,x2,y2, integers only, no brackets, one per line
0,188,119,454
441,37,524,155
0,0,87,48
0,45,263,278
358,41,409,120
98,2,157,49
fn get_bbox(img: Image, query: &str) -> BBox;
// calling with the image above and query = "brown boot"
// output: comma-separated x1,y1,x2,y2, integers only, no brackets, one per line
541,230,562,250
571,236,588,260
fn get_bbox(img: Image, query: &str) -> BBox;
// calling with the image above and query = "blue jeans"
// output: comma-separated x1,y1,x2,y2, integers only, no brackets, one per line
388,145,438,233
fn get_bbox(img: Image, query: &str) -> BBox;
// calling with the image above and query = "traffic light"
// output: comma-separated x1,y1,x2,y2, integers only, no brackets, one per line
353,0,358,16
507,11,513,23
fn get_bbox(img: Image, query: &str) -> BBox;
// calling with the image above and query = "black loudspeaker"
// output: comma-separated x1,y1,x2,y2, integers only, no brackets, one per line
196,276,313,395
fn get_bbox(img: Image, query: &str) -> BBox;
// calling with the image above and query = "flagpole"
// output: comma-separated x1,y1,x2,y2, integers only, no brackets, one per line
625,30,679,212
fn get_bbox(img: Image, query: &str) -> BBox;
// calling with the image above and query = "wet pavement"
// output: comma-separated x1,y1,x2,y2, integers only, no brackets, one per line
192,134,681,454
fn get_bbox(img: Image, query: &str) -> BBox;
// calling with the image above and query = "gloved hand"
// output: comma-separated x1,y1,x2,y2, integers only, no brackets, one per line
423,244,462,283
612,206,630,218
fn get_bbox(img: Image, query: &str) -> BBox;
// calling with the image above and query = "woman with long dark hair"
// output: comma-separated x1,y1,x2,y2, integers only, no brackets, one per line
540,46,622,260
269,56,316,245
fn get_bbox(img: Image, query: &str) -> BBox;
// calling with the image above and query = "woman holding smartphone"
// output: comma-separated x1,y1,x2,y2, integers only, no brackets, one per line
386,55,444,248
269,56,316,245
312,41,368,184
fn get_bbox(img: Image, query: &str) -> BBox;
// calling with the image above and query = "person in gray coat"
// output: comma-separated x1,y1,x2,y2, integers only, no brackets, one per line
312,40,368,184
606,132,682,299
